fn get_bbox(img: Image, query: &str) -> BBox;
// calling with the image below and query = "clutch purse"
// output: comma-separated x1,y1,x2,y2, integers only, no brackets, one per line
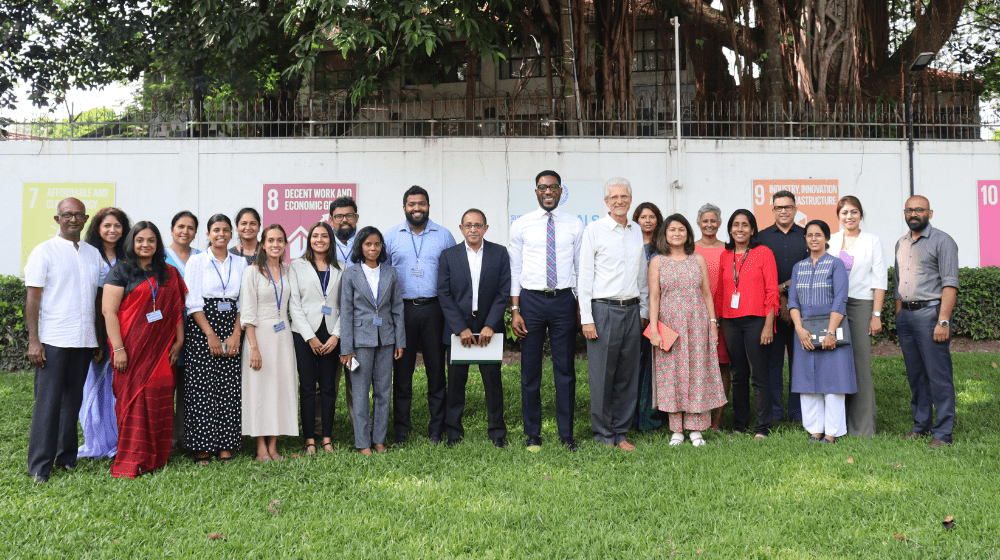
642,321,679,352
800,314,851,348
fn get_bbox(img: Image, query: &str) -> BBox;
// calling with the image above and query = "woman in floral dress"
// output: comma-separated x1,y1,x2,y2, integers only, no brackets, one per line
649,214,727,447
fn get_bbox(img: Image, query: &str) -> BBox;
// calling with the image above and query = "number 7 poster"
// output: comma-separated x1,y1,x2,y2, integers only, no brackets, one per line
980,180,1000,266
21,183,116,270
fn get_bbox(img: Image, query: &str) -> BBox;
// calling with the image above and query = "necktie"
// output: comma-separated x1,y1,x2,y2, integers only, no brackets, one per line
545,212,557,289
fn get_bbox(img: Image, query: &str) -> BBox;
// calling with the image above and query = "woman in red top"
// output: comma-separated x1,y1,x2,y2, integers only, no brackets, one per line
713,209,778,438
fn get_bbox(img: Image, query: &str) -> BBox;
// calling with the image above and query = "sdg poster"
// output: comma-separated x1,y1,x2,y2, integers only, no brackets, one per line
21,183,116,270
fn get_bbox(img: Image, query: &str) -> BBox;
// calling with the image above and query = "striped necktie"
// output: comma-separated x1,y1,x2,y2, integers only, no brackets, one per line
545,212,557,289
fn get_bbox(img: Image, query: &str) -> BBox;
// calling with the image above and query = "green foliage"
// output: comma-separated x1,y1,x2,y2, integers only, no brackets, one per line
878,266,1000,342
0,276,29,372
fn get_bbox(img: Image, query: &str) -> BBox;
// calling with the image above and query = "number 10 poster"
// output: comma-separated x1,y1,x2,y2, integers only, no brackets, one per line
980,180,1000,267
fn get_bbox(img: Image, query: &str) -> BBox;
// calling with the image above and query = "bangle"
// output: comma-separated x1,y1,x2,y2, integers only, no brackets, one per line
113,347,125,352
709,319,717,323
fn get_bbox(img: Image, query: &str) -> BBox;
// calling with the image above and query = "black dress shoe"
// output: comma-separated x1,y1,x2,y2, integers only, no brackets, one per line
560,437,579,452
430,432,443,444
525,435,542,448
446,437,461,448
393,433,408,445
32,475,49,485
492,437,507,449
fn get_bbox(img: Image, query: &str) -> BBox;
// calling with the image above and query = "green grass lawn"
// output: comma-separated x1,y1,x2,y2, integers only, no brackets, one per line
2,353,1000,558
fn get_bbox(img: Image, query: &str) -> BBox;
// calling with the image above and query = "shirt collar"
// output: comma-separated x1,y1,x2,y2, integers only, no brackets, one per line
903,223,934,243
465,241,483,254
598,214,632,231
531,207,561,218
400,219,439,234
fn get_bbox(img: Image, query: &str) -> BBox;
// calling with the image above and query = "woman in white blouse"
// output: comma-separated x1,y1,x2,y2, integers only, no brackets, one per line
288,222,344,454
182,214,248,464
828,196,887,438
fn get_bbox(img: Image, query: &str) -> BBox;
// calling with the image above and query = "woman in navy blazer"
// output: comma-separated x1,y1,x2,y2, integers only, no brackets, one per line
339,227,405,454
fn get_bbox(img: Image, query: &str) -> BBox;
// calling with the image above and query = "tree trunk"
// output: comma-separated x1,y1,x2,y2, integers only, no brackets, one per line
464,47,479,135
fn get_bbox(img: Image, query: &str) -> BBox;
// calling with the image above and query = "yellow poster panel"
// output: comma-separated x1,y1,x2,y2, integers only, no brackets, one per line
751,179,840,232
21,183,116,270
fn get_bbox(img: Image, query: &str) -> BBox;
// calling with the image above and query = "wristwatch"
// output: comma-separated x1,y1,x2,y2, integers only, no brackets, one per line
938,320,950,328
511,306,520,312
872,311,881,317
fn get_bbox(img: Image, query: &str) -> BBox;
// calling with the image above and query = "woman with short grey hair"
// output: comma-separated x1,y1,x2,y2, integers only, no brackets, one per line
693,203,731,430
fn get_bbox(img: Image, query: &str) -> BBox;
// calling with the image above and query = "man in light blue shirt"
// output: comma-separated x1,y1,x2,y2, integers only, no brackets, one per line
384,185,457,445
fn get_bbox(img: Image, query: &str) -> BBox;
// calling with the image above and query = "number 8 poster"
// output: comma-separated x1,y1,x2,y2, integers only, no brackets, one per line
262,183,358,259
980,180,1000,266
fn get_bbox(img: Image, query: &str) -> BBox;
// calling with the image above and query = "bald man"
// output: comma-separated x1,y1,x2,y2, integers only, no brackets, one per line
24,198,104,483
894,195,959,448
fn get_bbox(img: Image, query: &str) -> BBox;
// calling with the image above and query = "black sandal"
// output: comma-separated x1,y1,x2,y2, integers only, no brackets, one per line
322,442,335,453
304,443,317,455
218,454,234,464
193,454,211,466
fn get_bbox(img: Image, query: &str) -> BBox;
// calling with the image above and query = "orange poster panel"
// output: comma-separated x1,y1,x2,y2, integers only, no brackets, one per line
751,180,840,232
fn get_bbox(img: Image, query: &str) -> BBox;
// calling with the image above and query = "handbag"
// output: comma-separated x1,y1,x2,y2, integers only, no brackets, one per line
800,314,852,348
642,321,679,352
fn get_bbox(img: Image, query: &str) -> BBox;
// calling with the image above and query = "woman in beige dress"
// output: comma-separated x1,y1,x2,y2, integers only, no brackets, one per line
240,224,299,461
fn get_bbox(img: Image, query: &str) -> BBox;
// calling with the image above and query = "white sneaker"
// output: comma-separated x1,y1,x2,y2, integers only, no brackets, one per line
669,432,685,446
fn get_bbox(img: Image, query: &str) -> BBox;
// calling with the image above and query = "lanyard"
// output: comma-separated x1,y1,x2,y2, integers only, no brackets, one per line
336,241,351,263
732,248,750,293
143,271,159,310
409,230,424,263
366,265,379,304
266,264,284,311
320,266,330,298
211,257,232,292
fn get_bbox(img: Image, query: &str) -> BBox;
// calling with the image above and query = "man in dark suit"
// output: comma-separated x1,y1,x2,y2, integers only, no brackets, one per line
437,209,511,448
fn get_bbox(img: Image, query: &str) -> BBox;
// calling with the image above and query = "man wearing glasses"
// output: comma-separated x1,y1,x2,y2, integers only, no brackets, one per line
758,190,808,424
329,196,360,266
437,209,511,448
895,195,959,448
509,170,585,451
23,198,104,484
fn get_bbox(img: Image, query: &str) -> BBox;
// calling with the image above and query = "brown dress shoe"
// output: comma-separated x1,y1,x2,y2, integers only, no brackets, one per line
928,438,950,448
617,440,636,451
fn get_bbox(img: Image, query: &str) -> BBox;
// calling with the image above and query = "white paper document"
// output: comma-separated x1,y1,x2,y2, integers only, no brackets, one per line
449,333,504,364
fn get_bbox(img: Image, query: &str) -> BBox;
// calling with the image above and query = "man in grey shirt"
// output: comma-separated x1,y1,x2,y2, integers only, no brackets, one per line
894,195,959,448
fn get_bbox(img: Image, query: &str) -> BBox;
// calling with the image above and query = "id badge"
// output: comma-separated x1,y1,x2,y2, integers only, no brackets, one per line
321,305,333,316
730,293,740,309
373,317,383,326
146,310,163,323
411,267,424,278
274,321,286,333
217,301,232,312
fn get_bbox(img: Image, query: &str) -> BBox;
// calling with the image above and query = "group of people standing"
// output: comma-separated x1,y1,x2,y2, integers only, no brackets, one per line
23,174,959,484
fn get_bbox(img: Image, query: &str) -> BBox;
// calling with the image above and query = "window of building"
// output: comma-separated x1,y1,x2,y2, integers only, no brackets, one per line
499,41,560,80
632,29,684,72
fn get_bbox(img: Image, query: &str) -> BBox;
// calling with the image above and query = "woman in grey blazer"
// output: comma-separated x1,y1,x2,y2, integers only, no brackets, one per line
289,222,344,454
339,227,405,454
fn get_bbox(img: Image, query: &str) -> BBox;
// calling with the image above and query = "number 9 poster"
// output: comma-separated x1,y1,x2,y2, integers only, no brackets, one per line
980,180,1000,266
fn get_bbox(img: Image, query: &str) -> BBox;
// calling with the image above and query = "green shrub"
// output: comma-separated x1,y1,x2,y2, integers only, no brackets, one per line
0,275,29,371
878,266,1000,342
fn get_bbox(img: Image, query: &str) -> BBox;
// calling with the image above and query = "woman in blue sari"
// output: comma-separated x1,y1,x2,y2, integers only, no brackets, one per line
79,207,131,459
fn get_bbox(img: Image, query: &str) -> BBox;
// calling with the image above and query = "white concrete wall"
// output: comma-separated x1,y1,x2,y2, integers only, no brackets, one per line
2,137,997,276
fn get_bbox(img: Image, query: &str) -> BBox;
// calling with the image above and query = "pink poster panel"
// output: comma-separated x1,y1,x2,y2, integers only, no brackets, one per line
262,183,357,259
979,180,1000,267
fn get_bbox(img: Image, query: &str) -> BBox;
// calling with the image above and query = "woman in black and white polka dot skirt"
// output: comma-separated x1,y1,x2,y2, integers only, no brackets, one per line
182,214,249,464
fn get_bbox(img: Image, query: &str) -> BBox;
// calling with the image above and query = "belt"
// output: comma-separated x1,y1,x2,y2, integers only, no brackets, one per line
593,297,640,307
901,299,941,311
404,297,438,306
525,288,573,298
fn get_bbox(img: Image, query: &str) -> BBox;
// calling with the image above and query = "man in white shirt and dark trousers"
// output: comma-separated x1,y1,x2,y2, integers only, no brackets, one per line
579,178,649,450
509,170,585,452
24,198,104,484
437,209,511,448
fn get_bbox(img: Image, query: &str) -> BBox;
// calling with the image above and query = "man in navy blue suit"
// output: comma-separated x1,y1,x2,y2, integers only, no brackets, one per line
437,209,511,448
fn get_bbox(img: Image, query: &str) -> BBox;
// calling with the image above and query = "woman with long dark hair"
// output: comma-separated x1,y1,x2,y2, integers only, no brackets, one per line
102,221,186,477
631,202,664,431
79,207,131,459
183,214,247,465
713,209,778,439
240,224,299,461
289,222,344,454
230,207,261,265
340,226,405,454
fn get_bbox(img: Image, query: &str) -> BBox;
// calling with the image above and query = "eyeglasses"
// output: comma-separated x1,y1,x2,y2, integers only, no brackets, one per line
805,233,827,239
535,185,562,193
903,208,928,216
606,195,631,203
331,213,358,222
58,212,87,220
461,223,486,230
773,205,795,212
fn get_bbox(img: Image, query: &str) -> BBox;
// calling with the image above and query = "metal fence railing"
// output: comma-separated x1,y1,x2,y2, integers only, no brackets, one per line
3,93,997,141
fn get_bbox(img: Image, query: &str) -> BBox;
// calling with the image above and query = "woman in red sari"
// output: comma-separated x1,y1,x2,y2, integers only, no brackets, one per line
103,221,186,478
